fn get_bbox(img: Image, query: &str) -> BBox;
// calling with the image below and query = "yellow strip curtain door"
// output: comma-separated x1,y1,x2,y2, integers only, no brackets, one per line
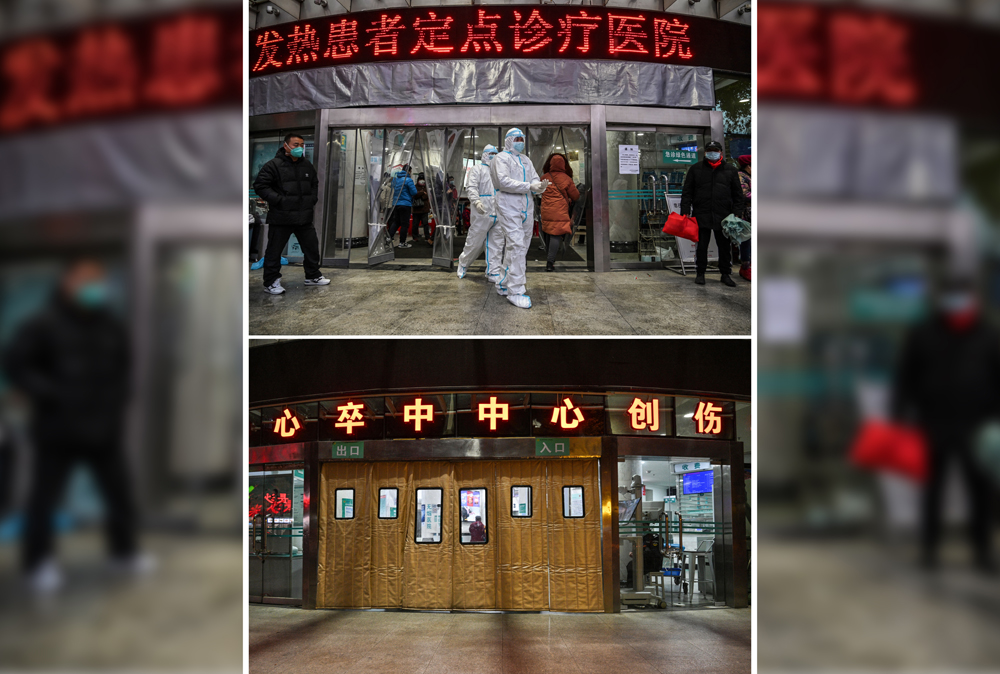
316,459,602,611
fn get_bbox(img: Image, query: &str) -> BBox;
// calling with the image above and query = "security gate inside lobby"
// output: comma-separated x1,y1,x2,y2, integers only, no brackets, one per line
317,459,603,611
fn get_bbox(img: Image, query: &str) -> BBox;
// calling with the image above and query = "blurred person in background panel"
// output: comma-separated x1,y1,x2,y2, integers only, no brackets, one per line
253,133,329,294
893,278,1000,574
737,155,751,282
680,140,745,288
4,260,147,595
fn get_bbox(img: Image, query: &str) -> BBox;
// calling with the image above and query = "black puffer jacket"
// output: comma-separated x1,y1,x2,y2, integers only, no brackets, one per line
4,296,129,444
679,159,746,230
252,148,319,226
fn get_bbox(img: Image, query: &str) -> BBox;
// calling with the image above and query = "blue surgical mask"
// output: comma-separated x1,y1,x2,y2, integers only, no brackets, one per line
288,145,304,158
512,142,525,154
705,151,721,161
75,281,109,308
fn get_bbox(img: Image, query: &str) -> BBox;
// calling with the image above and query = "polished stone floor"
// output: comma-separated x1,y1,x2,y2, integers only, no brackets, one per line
250,605,750,674
248,263,751,336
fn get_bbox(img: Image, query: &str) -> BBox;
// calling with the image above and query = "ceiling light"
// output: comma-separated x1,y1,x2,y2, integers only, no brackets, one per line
739,98,749,103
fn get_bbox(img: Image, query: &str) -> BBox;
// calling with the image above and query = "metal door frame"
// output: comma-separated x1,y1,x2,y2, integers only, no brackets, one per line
248,106,723,272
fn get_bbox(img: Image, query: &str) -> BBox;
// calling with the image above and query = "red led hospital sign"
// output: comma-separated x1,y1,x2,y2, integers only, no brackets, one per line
0,6,241,134
249,5,749,76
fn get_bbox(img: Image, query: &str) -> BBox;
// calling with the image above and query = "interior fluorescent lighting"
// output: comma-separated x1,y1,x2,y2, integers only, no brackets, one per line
683,413,694,418
739,98,749,103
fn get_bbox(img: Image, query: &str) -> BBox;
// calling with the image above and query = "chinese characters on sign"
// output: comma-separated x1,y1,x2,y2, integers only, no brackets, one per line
335,401,365,435
478,396,509,430
628,398,660,432
693,401,723,435
249,6,726,77
403,398,434,432
265,491,293,515
551,398,584,429
274,408,301,438
758,3,918,108
333,442,364,458
0,7,242,134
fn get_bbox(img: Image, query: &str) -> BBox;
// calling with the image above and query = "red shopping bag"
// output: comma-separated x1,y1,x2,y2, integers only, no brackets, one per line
848,420,929,483
662,212,699,242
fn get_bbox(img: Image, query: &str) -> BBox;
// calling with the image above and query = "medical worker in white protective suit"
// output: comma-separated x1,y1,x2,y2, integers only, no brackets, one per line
457,145,504,281
490,128,549,309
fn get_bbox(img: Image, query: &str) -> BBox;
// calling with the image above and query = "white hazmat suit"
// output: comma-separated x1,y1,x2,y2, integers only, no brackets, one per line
457,145,504,281
490,128,548,308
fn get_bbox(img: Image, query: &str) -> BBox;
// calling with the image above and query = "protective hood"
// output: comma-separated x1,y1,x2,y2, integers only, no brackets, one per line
481,145,498,165
504,128,525,154
548,155,567,174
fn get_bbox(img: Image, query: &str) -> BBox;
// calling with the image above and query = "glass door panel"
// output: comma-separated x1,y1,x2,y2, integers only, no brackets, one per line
606,127,706,265
320,129,356,266
528,126,591,267
419,127,469,269
249,467,304,604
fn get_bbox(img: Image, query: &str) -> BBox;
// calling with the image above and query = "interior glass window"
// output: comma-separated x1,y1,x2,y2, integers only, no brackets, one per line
334,488,354,520
511,486,532,518
415,488,443,543
563,486,584,518
459,488,487,545
378,488,398,519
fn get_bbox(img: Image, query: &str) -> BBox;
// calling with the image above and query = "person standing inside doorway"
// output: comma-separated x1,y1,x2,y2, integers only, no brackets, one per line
490,128,549,309
539,153,580,273
386,165,418,249
679,140,745,287
253,133,330,294
469,516,486,542
412,173,432,245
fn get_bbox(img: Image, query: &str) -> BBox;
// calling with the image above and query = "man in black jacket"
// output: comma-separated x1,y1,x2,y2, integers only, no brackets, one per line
5,260,142,593
893,278,999,573
679,140,746,287
253,133,329,294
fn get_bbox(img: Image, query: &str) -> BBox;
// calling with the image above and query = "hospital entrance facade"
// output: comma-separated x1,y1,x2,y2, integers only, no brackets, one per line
249,390,748,613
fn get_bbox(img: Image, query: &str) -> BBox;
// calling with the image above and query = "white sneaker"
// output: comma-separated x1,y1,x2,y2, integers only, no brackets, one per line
263,280,285,295
507,294,532,309
457,264,467,279
303,276,330,286
29,558,63,596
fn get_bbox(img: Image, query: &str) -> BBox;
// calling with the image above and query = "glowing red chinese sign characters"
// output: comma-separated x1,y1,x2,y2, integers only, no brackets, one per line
478,396,509,431
248,6,750,76
334,401,365,435
0,6,241,134
265,491,293,515
693,401,723,435
758,2,919,109
403,398,434,432
627,398,660,432
551,398,584,430
274,408,301,438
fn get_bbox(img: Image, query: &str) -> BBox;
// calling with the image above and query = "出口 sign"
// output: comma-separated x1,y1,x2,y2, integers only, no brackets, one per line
250,5,749,76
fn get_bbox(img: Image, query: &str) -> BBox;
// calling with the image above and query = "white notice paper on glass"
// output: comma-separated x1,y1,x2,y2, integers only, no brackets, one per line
619,145,640,175
571,489,584,517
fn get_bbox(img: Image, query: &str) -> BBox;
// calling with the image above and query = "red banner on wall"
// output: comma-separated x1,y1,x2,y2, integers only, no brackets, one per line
250,5,749,77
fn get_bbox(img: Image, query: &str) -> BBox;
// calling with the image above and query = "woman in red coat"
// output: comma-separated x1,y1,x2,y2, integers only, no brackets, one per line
539,153,581,272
